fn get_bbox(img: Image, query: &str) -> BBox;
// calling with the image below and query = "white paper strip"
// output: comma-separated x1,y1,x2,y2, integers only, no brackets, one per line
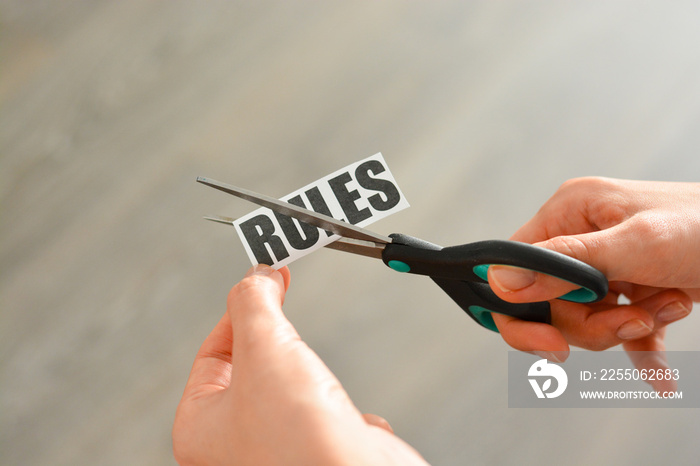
233,153,409,268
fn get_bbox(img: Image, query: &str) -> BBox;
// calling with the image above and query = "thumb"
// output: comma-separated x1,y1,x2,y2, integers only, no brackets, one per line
227,265,294,353
179,265,291,400
226,264,351,397
227,265,359,416
489,226,629,303
362,413,394,434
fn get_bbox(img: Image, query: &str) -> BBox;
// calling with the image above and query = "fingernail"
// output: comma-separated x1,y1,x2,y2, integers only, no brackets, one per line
532,351,566,363
656,302,690,323
245,264,275,277
490,266,537,292
616,319,653,340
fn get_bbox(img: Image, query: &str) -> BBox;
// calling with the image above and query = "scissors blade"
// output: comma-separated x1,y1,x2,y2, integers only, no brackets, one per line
203,215,236,225
324,237,385,259
203,215,386,259
197,177,392,244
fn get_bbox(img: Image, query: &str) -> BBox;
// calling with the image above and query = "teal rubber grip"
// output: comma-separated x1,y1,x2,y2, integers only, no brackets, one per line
468,306,499,332
388,260,411,273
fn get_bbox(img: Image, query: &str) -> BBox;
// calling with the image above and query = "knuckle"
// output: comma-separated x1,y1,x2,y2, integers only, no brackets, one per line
545,235,593,264
557,176,612,196
227,275,270,305
567,330,614,351
583,339,613,352
558,177,630,229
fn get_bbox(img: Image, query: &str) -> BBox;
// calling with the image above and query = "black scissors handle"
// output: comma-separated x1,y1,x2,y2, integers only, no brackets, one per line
381,234,609,332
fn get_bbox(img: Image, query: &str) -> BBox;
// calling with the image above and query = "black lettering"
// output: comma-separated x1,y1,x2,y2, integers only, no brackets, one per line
355,160,400,211
238,214,289,265
305,187,335,236
328,171,371,225
274,195,320,250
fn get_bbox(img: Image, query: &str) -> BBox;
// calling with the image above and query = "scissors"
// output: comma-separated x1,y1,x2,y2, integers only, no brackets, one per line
197,177,609,333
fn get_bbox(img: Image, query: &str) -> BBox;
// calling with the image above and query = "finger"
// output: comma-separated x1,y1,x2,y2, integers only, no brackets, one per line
551,289,691,351
552,301,652,351
684,288,700,301
489,223,639,304
227,265,356,411
653,298,692,327
495,288,690,357
623,329,677,393
181,266,292,400
227,264,295,356
614,287,691,328
492,313,570,362
277,265,292,292
488,265,580,303
182,312,234,400
507,177,630,245
362,413,394,434
609,282,663,303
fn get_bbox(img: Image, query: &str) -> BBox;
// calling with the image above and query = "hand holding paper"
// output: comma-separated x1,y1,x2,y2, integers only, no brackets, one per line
173,265,429,465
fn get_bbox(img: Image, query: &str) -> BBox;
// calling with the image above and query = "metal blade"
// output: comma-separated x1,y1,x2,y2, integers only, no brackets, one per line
197,176,392,244
324,237,385,259
204,214,385,259
203,215,235,225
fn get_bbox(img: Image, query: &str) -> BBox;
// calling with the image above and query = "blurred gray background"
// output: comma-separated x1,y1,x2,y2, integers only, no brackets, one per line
2,1,699,465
